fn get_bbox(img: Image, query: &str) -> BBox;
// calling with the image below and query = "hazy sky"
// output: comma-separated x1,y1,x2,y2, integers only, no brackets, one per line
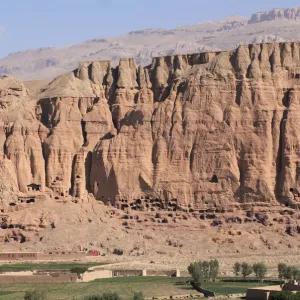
0,0,299,58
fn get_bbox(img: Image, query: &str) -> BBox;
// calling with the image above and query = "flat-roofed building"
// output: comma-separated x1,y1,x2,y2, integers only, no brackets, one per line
246,285,282,300
0,251,86,261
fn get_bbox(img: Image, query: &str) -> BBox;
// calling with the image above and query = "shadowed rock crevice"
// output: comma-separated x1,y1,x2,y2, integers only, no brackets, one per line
81,120,88,146
275,108,289,202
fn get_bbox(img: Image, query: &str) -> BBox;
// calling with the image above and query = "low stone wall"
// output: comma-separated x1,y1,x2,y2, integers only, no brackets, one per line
0,252,38,261
146,270,177,277
81,268,182,282
146,294,202,300
38,251,86,260
0,268,183,283
0,274,77,283
180,271,189,277
112,269,144,277
82,270,112,282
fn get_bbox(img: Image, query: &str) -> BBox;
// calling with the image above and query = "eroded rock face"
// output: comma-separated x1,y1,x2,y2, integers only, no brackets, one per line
249,7,300,24
2,42,300,210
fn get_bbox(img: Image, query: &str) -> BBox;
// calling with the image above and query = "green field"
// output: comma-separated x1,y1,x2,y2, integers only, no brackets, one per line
0,276,277,300
0,262,109,272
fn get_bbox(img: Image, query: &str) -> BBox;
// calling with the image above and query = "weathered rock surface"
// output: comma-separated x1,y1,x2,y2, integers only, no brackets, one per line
249,7,300,24
1,42,300,213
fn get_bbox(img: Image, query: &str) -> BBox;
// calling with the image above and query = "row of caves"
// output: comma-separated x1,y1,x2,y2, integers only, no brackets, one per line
116,198,179,212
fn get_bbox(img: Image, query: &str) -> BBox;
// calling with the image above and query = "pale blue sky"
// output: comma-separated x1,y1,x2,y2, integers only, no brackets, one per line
0,0,299,58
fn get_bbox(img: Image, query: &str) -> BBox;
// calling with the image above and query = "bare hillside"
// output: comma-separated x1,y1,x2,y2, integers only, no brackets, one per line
1,6,300,80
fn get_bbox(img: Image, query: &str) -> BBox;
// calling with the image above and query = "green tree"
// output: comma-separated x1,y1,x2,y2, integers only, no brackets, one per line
291,266,300,281
133,292,145,300
284,266,293,281
188,262,203,286
278,263,287,281
24,290,46,300
278,264,300,282
202,261,210,282
209,259,220,282
241,262,252,281
70,266,88,279
188,260,220,285
233,262,241,278
253,263,267,282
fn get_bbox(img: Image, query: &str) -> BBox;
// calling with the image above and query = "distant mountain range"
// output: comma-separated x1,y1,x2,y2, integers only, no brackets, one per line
1,6,300,80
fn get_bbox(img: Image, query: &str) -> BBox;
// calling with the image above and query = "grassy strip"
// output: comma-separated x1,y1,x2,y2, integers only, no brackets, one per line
0,276,278,300
0,262,109,272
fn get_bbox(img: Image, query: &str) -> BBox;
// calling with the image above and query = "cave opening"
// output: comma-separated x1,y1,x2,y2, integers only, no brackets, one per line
27,184,41,192
210,175,219,183
26,199,35,204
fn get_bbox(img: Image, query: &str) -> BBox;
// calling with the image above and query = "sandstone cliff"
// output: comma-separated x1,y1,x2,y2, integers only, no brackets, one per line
1,42,300,212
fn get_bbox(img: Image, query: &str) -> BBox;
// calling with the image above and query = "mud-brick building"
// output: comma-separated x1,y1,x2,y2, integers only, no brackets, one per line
0,252,38,260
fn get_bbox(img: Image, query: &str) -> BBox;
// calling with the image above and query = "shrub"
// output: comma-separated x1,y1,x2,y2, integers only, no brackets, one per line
269,291,300,300
24,290,46,300
293,292,300,300
101,293,121,300
133,292,145,300
253,263,267,282
233,262,241,277
84,292,121,300
241,262,252,281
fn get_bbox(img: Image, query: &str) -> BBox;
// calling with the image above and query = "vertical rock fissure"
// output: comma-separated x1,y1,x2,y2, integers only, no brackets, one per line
275,108,289,200
81,120,88,146
70,154,77,196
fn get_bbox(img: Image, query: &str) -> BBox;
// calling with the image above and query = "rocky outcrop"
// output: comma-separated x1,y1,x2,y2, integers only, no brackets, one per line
2,42,300,211
249,7,300,24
